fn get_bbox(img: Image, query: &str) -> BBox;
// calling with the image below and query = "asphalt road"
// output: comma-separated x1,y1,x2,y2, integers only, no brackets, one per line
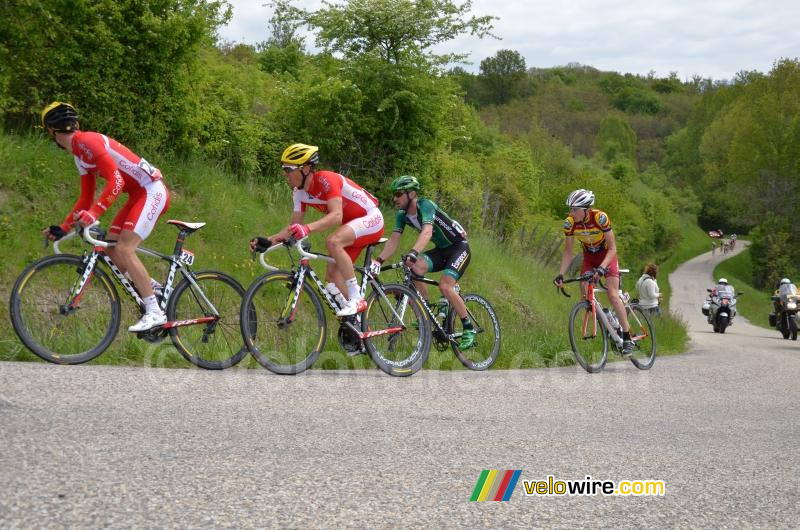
1,245,798,528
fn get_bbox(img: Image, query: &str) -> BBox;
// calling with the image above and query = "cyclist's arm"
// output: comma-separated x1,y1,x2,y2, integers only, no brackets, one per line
86,154,126,221
270,211,305,241
377,231,402,262
308,197,343,232
599,229,618,268
558,236,575,276
411,224,433,253
60,173,96,231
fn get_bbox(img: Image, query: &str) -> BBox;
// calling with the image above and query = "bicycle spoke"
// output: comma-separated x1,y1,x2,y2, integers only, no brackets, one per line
568,301,607,373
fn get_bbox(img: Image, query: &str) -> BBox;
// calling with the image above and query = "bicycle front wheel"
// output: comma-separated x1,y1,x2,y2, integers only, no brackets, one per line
626,304,656,370
9,254,120,364
568,300,608,373
240,270,326,375
362,283,430,377
445,293,501,370
167,270,249,370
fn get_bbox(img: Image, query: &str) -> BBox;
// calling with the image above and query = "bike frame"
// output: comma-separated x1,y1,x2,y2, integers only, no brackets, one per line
257,238,409,340
383,263,480,345
562,271,650,346
53,222,220,329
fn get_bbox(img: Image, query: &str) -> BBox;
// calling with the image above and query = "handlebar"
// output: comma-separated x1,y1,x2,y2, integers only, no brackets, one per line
52,222,108,254
254,237,335,271
557,273,607,298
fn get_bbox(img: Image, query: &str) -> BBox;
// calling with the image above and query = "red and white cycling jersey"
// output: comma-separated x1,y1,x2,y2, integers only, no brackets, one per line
60,131,164,232
292,170,379,222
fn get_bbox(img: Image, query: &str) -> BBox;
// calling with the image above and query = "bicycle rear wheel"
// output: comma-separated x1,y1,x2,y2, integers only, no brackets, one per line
626,304,656,370
9,254,120,364
167,270,249,370
445,293,501,370
568,300,608,373
362,283,430,376
240,270,326,375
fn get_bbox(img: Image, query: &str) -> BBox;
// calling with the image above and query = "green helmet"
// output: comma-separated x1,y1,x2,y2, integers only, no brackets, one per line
390,175,421,193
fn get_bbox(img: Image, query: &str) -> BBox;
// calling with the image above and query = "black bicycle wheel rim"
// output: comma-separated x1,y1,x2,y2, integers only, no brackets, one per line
446,293,501,370
240,270,326,375
568,300,608,373
10,254,120,364
167,270,249,370
627,305,656,370
362,282,431,376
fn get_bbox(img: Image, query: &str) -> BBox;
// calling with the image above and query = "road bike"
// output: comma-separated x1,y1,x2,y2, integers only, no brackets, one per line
558,268,656,373
9,221,249,369
382,263,501,370
240,237,431,376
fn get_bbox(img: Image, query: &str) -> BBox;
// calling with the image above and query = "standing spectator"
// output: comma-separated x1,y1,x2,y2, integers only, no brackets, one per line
635,263,662,317
711,240,716,255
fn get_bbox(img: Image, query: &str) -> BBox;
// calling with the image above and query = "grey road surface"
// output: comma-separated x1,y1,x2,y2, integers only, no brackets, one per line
1,246,798,528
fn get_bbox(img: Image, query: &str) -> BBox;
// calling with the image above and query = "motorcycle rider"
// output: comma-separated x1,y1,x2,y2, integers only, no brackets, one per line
773,278,797,313
708,278,737,324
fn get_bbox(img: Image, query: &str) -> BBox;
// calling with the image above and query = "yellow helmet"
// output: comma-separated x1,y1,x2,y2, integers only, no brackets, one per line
41,101,79,132
281,143,319,166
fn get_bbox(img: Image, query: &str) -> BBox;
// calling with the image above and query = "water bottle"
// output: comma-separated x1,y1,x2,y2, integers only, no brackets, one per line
326,282,348,309
436,297,449,321
603,308,620,332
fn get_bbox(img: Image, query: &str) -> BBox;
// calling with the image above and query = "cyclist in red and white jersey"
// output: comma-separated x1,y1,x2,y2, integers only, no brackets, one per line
250,143,384,316
41,102,171,332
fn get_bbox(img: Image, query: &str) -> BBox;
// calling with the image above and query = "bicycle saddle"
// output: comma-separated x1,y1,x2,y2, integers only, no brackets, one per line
167,220,206,233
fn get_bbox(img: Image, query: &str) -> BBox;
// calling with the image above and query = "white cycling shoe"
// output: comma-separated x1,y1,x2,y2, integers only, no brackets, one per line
336,298,367,317
129,311,168,332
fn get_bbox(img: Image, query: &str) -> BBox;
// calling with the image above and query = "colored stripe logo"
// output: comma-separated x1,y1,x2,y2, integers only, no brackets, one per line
470,470,522,501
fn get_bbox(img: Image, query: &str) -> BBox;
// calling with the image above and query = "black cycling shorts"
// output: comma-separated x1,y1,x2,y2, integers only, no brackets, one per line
422,241,471,279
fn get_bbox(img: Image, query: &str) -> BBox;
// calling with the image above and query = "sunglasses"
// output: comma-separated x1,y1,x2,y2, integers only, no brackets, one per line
282,165,299,173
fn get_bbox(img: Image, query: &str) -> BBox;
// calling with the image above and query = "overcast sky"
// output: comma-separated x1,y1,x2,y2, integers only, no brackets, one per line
217,0,800,81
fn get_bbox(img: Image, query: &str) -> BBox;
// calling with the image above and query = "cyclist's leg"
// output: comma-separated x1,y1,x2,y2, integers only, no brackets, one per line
332,211,384,310
436,243,471,318
108,183,170,300
603,258,629,332
412,252,432,300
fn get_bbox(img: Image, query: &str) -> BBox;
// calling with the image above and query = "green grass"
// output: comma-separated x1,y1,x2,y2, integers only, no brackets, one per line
1,131,696,370
713,246,774,330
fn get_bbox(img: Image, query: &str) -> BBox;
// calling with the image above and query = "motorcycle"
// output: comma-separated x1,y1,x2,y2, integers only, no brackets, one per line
704,288,741,334
769,288,799,340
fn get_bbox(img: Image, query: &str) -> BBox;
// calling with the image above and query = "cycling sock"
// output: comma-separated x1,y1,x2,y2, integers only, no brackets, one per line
345,277,360,300
622,331,631,340
143,295,162,315
461,317,473,330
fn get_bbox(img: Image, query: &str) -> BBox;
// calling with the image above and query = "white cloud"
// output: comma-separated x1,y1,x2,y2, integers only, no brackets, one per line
217,0,800,80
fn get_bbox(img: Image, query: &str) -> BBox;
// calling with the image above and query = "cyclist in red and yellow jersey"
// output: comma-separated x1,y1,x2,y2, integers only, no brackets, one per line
40,102,171,332
554,189,634,355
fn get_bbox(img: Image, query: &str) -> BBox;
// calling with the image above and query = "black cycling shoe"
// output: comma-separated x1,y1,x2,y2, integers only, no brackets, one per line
620,340,634,357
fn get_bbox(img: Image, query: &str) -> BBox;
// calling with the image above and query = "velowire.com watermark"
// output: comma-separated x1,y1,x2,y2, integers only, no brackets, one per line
470,471,665,501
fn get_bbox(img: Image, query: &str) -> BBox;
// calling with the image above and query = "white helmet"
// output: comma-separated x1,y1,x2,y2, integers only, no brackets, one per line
718,278,728,284
566,189,595,208
780,278,791,285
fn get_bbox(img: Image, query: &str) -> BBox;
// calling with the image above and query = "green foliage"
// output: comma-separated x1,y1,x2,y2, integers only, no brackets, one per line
476,49,533,105
302,0,496,65
597,115,637,163
666,59,800,287
0,0,231,155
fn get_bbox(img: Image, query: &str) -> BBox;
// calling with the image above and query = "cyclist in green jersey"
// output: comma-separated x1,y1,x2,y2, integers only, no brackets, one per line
373,176,476,349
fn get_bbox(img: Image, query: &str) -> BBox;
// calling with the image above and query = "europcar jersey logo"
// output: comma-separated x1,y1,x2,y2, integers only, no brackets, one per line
470,470,522,501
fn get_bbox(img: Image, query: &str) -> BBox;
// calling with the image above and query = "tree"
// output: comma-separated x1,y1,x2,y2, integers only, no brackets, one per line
302,0,496,66
259,0,306,75
477,49,530,105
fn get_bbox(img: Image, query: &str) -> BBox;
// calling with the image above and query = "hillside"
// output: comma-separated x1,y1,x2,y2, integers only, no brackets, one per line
0,132,691,369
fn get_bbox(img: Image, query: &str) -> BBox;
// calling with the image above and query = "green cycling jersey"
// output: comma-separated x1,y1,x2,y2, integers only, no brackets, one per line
394,198,467,248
